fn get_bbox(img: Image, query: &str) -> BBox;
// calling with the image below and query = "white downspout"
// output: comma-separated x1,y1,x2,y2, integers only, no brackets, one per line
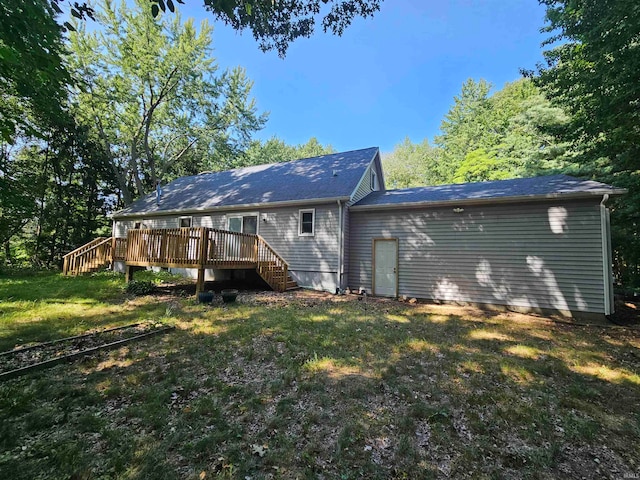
600,194,613,315
337,200,343,291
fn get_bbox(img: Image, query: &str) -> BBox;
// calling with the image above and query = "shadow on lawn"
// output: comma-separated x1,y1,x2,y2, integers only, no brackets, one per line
0,272,166,351
1,287,639,479
70,299,637,479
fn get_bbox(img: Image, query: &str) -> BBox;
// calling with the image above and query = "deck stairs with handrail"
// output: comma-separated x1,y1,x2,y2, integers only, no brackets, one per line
62,227,299,293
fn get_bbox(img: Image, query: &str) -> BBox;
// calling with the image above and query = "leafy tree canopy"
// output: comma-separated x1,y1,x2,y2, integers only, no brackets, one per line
533,0,640,287
533,0,640,175
386,78,569,187
70,0,267,204
243,137,334,167
381,138,444,189
0,0,70,142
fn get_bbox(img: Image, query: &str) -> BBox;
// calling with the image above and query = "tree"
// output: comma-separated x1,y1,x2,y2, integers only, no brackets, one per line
70,0,267,204
533,0,640,287
433,78,570,183
534,0,640,172
193,0,383,56
1,117,115,266
0,0,71,142
381,138,444,188
434,79,492,180
0,143,38,259
243,137,334,167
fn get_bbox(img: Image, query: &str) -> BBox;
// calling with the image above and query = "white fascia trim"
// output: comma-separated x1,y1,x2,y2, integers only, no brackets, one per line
350,190,628,211
111,197,350,220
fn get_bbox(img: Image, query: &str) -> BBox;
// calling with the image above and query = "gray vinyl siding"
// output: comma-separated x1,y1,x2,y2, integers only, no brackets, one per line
113,203,340,289
257,204,339,274
348,200,606,314
114,217,177,236
349,160,383,205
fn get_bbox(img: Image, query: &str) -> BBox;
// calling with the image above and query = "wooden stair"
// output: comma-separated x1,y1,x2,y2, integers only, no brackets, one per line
285,275,300,291
62,237,114,275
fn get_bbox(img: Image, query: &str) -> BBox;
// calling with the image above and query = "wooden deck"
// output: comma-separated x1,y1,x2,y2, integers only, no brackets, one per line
63,227,296,293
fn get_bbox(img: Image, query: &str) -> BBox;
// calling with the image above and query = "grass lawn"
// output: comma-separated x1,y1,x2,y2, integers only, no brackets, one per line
1,271,639,479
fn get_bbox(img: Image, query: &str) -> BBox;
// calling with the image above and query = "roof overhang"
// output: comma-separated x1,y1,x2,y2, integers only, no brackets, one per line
349,189,628,212
111,196,351,219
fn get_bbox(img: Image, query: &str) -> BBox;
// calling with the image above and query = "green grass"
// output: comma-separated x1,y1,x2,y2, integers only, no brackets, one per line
1,271,639,479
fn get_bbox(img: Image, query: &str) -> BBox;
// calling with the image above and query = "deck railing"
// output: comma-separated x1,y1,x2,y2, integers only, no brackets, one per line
126,228,204,267
207,229,258,266
113,237,127,261
64,227,291,292
62,237,113,275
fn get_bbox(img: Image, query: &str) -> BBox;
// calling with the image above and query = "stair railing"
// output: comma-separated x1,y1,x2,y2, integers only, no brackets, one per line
64,228,292,292
256,235,289,292
62,237,113,275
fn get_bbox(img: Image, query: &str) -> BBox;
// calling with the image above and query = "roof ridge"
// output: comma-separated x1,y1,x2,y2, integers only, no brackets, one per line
382,174,574,194
192,146,379,179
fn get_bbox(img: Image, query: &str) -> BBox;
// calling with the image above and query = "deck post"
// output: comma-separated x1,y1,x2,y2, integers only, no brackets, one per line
283,264,288,292
196,268,205,294
110,236,116,268
125,264,134,283
196,227,207,295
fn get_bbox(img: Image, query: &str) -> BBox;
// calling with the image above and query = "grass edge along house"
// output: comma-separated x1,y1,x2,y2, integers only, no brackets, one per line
64,147,625,319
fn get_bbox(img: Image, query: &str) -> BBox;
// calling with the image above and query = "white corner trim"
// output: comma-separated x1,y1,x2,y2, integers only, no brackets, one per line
600,194,613,315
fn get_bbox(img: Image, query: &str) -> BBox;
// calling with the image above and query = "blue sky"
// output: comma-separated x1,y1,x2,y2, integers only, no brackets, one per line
179,1,549,153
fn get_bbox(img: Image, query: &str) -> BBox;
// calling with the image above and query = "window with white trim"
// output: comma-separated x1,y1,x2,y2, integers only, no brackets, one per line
134,221,142,229
299,209,315,236
179,216,192,228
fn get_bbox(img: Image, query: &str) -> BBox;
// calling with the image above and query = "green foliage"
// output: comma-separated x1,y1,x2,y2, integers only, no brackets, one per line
69,0,267,204
381,138,445,188
125,280,156,295
435,78,492,179
454,148,516,183
0,145,38,247
0,0,70,142
534,0,640,287
242,136,335,167
1,118,115,267
389,78,569,187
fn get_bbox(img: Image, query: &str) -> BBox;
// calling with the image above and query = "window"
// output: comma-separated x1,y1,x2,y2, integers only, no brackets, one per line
370,170,378,191
179,216,192,228
134,221,142,229
299,209,315,236
227,214,258,234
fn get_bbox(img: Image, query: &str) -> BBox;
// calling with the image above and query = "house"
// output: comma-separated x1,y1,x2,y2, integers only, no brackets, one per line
65,147,625,318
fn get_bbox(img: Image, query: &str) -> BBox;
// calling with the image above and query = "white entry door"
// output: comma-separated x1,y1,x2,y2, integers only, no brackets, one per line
374,239,398,297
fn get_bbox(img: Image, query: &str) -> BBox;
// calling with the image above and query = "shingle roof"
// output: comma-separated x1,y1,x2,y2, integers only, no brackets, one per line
353,174,625,208
113,147,379,217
